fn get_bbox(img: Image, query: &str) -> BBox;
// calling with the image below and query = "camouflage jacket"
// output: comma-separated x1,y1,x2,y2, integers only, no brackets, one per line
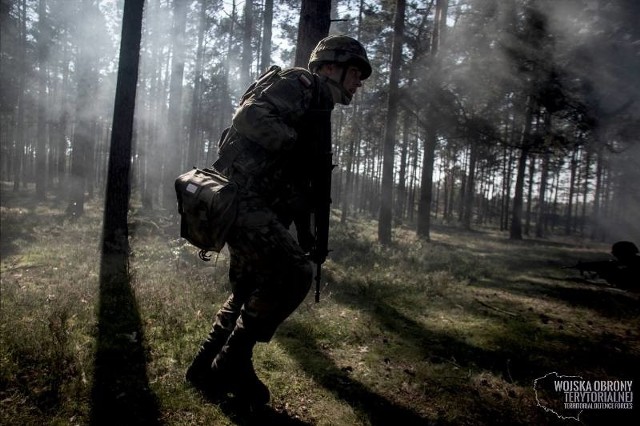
216,67,335,225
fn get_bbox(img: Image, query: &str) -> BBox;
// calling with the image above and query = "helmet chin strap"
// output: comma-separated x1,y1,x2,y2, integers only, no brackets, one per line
326,74,352,105
339,66,348,85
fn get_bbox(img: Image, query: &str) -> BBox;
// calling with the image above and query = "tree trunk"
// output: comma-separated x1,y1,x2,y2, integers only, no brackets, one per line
102,0,144,255
241,0,253,88
378,0,405,245
510,146,529,240
260,0,274,70
35,0,49,200
580,149,591,235
218,0,237,143
163,0,188,209
294,0,331,68
417,0,448,239
93,3,160,423
510,96,535,240
550,163,560,231
535,151,549,238
396,112,411,223
524,154,535,236
55,44,71,192
12,0,27,191
186,0,208,168
68,0,100,216
458,148,468,223
408,129,419,222
462,144,477,229
590,147,604,240
572,148,583,234
141,1,166,209
417,125,436,238
565,149,578,235
340,109,360,224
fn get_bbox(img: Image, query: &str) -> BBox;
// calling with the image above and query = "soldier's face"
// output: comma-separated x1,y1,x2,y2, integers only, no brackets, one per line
342,66,363,96
323,64,363,96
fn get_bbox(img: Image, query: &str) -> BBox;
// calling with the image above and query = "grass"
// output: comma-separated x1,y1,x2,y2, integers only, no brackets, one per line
1,183,639,425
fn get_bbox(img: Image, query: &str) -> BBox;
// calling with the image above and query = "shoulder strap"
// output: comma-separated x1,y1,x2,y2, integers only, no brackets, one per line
212,137,246,173
239,65,282,105
213,66,283,173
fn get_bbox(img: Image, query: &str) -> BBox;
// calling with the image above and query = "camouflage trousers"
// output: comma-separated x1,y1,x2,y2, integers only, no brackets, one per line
210,196,313,343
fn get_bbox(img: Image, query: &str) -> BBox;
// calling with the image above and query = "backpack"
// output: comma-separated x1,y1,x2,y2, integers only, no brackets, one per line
174,65,289,259
175,167,238,259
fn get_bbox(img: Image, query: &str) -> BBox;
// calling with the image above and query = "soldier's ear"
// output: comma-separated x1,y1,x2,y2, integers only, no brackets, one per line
319,63,345,83
317,62,335,75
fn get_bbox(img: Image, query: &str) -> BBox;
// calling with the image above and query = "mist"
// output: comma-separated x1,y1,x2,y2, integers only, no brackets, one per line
1,0,638,241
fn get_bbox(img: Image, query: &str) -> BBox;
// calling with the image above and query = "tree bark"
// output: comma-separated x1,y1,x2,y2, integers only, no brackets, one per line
294,0,331,68
417,125,436,238
590,147,604,240
565,149,578,235
535,151,549,238
35,0,49,200
509,96,535,240
378,0,405,245
12,0,27,191
241,0,253,88
186,0,208,168
417,0,448,239
260,0,274,70
462,144,478,229
163,0,188,209
396,112,411,223
524,154,535,236
102,0,145,255
68,0,100,216
580,149,591,235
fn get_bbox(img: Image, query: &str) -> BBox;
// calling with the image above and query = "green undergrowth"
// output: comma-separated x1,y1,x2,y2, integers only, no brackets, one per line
1,185,639,425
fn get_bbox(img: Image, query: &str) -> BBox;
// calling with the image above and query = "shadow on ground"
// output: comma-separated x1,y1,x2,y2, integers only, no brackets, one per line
323,257,640,425
210,396,313,426
279,319,434,426
90,250,161,425
476,274,640,319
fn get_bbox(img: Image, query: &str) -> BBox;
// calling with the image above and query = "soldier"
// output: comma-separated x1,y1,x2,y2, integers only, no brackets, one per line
565,241,639,292
185,35,372,406
605,241,640,291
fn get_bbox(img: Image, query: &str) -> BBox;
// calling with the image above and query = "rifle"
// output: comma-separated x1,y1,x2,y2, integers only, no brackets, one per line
311,98,334,303
312,148,333,303
562,260,617,278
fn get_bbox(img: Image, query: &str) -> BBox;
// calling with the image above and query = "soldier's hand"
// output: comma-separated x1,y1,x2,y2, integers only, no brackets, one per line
293,213,313,253
297,228,314,253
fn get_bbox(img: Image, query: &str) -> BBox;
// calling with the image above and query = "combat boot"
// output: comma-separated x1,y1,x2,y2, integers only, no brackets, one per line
209,327,270,406
185,329,230,389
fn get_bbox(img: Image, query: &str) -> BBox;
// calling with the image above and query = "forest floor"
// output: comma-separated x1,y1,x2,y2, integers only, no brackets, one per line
1,182,639,426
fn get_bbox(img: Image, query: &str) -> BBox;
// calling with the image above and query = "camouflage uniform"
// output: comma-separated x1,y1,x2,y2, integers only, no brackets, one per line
186,35,371,405
215,67,334,342
185,68,334,403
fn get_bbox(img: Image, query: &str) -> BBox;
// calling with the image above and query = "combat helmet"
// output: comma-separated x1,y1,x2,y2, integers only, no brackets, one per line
309,35,372,80
612,241,639,260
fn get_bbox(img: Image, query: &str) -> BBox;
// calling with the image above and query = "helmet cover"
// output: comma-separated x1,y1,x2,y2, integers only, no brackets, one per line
309,35,372,80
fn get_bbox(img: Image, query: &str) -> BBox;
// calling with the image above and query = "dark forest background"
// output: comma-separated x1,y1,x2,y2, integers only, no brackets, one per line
2,0,639,245
2,1,640,425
